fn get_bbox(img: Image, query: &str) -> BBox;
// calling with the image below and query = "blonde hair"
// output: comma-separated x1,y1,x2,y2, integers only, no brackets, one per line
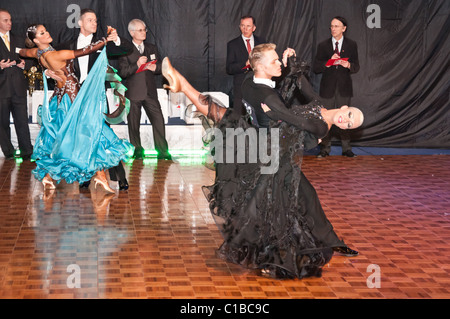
249,43,276,71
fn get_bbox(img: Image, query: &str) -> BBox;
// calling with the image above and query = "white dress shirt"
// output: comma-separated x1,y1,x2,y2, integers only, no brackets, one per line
332,36,344,53
242,34,255,51
77,33,94,83
253,76,276,88
76,33,122,83
133,41,144,55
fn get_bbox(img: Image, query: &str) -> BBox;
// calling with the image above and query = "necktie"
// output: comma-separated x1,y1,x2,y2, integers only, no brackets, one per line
2,34,10,51
334,41,340,55
246,39,252,54
139,44,144,54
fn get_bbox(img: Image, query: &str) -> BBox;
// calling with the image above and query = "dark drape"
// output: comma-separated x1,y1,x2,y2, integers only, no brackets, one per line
2,0,449,148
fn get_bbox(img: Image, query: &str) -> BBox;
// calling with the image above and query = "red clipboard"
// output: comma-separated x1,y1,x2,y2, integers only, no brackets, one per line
136,60,157,73
326,57,348,67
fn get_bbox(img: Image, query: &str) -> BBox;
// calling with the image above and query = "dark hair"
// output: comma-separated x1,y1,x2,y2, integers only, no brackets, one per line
240,15,256,26
80,8,96,19
0,8,10,14
25,24,40,48
332,16,348,28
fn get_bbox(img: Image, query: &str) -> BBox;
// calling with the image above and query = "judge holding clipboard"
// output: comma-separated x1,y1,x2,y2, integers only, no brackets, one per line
313,16,360,158
118,19,171,160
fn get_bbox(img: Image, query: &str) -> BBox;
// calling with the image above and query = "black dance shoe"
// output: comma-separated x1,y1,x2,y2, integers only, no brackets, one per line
133,151,144,160
317,151,329,158
21,154,32,161
157,154,172,161
333,246,359,257
342,150,357,158
79,181,91,189
119,179,129,191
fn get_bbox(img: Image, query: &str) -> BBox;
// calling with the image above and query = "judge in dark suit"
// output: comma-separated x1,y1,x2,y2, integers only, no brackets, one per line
313,16,360,158
226,15,265,113
118,19,170,161
56,8,133,190
0,8,33,160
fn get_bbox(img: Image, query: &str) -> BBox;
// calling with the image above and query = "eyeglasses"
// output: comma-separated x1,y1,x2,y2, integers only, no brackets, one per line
134,28,148,32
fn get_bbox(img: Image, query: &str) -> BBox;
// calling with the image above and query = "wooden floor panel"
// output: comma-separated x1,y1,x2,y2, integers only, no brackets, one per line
0,155,449,299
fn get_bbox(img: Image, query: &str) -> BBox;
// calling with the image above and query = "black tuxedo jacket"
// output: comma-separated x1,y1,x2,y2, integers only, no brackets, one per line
226,35,265,86
56,32,133,80
313,37,360,98
117,42,162,101
0,32,28,98
241,72,328,140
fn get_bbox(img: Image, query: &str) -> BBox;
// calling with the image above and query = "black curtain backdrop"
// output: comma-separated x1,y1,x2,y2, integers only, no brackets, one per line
1,0,449,148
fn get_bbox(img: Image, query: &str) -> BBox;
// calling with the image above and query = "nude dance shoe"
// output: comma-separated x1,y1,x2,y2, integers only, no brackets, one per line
42,174,56,190
162,57,181,93
93,171,115,194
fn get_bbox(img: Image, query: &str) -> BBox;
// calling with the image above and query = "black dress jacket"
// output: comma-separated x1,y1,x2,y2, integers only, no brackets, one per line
117,43,162,101
313,37,360,99
56,32,133,80
226,35,266,99
0,32,28,98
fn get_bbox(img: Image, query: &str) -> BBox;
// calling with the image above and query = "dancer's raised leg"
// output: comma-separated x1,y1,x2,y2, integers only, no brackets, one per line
162,57,226,120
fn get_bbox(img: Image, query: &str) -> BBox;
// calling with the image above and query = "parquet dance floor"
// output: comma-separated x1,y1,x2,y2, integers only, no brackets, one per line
0,154,448,300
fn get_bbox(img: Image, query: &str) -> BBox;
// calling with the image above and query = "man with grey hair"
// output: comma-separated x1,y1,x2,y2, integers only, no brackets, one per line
118,19,171,160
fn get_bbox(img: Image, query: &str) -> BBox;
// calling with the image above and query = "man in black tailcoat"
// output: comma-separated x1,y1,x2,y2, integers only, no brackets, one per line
57,8,134,190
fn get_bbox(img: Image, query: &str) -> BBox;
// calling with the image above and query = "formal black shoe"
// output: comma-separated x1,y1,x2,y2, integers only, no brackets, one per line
342,150,357,158
79,181,91,189
133,148,145,159
333,246,359,257
157,154,172,160
317,151,329,158
118,180,129,191
21,154,32,161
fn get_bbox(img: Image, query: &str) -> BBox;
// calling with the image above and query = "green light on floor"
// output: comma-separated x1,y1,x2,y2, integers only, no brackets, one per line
172,150,208,156
143,158,158,165
142,149,209,157
143,150,158,156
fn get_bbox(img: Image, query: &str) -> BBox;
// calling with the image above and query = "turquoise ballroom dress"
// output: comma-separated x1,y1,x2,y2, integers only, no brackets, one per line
32,47,134,184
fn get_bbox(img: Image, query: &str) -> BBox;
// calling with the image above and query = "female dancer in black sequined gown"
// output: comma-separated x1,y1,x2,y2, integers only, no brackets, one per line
161,43,363,279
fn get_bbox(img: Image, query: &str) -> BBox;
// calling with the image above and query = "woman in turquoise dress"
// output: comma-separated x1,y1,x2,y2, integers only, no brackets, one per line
20,24,133,192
